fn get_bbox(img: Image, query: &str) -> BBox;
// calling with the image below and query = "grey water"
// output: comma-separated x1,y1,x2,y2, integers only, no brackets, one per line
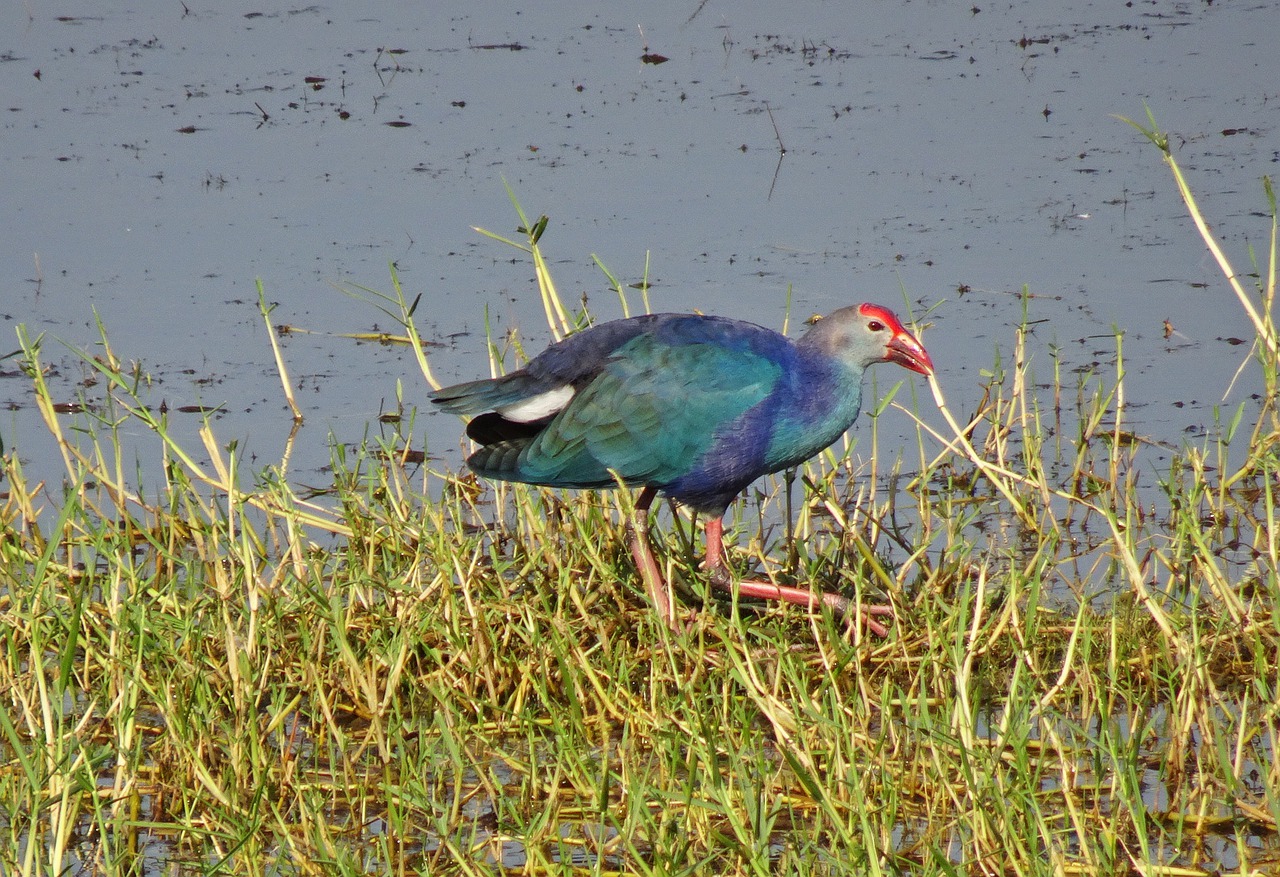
2,0,1276,497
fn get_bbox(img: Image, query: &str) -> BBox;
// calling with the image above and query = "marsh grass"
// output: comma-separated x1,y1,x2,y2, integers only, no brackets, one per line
2,118,1279,875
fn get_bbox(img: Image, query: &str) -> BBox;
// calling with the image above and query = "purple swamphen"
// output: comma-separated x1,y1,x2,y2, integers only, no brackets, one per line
431,303,934,635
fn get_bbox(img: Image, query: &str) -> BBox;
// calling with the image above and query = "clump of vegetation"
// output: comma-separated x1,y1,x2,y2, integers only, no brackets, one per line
1,115,1277,875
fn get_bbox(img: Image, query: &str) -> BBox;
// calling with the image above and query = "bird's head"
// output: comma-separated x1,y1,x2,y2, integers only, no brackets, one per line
803,303,934,376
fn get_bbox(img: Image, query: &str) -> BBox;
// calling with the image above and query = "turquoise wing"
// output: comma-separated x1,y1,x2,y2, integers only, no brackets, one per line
509,331,782,488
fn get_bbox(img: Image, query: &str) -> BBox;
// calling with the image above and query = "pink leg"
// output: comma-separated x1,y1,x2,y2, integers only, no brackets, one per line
703,516,893,638
628,486,677,629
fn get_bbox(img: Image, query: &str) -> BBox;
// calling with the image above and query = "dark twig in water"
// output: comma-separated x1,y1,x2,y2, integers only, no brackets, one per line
766,101,786,200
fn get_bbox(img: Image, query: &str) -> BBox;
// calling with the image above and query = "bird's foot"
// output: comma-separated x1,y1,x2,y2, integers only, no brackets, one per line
821,594,893,639
706,565,893,638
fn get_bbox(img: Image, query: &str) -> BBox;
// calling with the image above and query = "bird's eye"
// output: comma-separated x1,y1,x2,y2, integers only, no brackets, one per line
868,320,885,332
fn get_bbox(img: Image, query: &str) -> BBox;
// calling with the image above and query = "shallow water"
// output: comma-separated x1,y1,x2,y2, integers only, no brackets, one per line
2,0,1276,492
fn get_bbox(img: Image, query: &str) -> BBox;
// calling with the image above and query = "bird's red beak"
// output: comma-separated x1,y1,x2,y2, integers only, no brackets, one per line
886,330,934,376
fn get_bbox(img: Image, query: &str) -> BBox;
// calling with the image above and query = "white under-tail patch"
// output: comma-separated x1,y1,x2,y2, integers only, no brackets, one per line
497,385,575,422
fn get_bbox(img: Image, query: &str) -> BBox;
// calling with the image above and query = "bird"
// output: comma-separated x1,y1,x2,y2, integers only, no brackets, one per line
430,303,933,636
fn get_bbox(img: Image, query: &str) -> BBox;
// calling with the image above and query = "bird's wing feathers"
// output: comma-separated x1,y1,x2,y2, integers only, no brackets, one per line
514,331,782,487
430,373,542,416
431,316,666,417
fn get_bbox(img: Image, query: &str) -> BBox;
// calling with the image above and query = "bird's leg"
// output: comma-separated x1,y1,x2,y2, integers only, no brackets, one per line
629,485,677,629
702,516,893,638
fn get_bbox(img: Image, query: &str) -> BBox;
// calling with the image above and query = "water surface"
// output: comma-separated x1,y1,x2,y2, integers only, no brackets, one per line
2,0,1275,489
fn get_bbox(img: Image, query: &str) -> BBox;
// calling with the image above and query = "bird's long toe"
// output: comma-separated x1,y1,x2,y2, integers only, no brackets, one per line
704,562,894,637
